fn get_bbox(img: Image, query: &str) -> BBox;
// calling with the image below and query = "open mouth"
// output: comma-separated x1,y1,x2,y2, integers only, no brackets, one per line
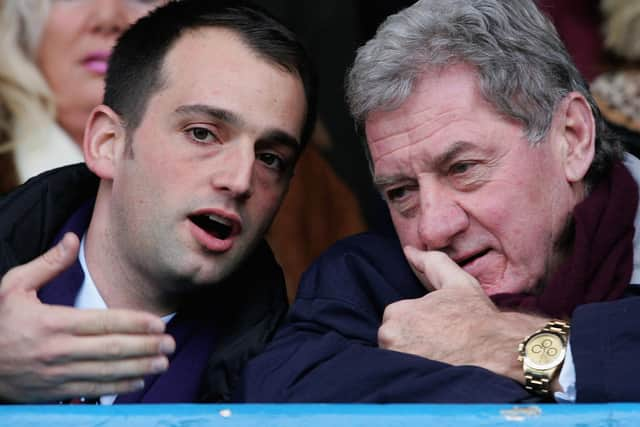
190,214,234,240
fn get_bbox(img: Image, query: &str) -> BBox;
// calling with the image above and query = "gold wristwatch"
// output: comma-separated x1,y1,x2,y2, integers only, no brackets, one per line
517,319,571,397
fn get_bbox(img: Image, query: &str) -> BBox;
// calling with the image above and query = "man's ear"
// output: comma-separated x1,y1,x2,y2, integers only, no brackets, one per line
556,92,596,183
83,105,126,179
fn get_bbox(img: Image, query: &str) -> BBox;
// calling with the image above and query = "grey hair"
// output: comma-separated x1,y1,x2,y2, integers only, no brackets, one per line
347,0,621,188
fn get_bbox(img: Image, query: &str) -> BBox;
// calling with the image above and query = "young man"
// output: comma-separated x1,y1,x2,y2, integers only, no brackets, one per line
239,0,640,402
0,0,315,403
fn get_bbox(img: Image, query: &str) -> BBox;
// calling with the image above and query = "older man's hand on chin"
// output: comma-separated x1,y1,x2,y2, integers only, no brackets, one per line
378,246,553,389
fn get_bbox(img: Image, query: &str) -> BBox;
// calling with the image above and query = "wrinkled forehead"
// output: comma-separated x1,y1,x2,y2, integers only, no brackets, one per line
365,64,488,161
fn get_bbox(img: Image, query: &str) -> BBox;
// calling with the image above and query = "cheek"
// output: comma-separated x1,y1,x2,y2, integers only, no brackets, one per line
480,191,554,272
389,213,419,247
465,181,550,260
250,180,288,225
36,36,61,83
36,20,78,99
38,8,75,60
259,184,286,214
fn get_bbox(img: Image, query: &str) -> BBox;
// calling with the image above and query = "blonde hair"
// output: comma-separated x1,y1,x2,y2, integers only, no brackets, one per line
0,0,55,154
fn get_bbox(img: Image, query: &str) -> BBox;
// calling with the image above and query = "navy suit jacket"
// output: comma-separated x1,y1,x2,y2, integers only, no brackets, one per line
238,232,640,402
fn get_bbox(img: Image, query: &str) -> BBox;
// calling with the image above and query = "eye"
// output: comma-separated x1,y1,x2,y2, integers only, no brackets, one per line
258,152,286,171
186,127,218,144
386,186,408,202
449,161,475,175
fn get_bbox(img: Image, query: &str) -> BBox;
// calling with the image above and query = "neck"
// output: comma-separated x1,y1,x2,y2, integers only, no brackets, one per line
58,114,86,148
84,188,178,316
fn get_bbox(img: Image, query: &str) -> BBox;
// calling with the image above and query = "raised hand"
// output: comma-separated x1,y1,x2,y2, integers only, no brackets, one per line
378,245,547,382
0,233,176,403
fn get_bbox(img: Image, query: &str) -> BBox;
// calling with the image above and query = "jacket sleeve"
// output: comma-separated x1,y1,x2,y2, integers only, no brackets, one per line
572,295,640,401
236,233,531,403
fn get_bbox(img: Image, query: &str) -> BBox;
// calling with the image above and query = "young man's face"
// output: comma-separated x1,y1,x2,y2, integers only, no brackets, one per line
109,28,306,290
366,63,584,296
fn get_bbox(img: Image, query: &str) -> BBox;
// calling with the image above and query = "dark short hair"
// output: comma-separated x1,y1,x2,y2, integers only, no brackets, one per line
104,0,317,148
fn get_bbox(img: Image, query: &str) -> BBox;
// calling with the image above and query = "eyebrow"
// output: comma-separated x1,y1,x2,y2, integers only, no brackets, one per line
433,140,478,166
257,130,301,155
373,174,408,190
174,103,301,152
372,140,479,190
175,104,244,127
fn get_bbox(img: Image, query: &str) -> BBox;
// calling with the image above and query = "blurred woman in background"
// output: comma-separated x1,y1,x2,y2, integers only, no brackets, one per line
0,0,165,193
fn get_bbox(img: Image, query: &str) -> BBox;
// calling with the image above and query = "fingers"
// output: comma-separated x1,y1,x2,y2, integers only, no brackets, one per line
35,306,175,362
1,233,80,293
42,356,169,384
403,246,480,290
38,333,175,364
49,305,167,335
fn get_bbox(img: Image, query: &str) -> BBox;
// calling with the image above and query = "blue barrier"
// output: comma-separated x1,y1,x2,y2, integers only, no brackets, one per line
2,404,640,427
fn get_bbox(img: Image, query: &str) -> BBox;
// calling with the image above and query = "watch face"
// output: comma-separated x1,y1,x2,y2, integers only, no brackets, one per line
524,332,566,370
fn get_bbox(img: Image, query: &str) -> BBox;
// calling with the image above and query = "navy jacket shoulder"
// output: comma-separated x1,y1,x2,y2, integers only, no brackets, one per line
238,232,531,403
571,295,640,401
239,227,640,402
0,164,98,272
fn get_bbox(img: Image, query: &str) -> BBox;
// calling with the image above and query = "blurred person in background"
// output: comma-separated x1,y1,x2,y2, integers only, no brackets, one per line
0,0,166,193
589,0,640,157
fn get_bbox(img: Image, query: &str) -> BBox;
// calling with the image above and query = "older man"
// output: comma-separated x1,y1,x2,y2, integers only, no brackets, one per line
0,0,315,403
239,0,640,402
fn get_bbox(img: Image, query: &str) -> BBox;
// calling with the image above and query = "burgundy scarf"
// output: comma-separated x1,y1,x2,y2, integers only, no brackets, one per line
491,161,638,317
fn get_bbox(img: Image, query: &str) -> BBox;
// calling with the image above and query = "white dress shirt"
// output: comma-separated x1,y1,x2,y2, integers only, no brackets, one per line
75,235,174,405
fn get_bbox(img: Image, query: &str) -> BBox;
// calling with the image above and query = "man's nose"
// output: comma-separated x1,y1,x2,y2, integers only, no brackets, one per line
212,144,254,199
417,186,469,250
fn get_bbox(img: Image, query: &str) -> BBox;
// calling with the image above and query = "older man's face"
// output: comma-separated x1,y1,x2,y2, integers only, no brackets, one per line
366,64,583,296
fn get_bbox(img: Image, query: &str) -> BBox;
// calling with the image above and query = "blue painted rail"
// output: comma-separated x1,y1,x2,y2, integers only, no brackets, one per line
2,404,640,426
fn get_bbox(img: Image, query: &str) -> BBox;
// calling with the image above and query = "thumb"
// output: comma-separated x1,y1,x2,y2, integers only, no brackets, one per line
1,232,80,293
403,245,480,291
